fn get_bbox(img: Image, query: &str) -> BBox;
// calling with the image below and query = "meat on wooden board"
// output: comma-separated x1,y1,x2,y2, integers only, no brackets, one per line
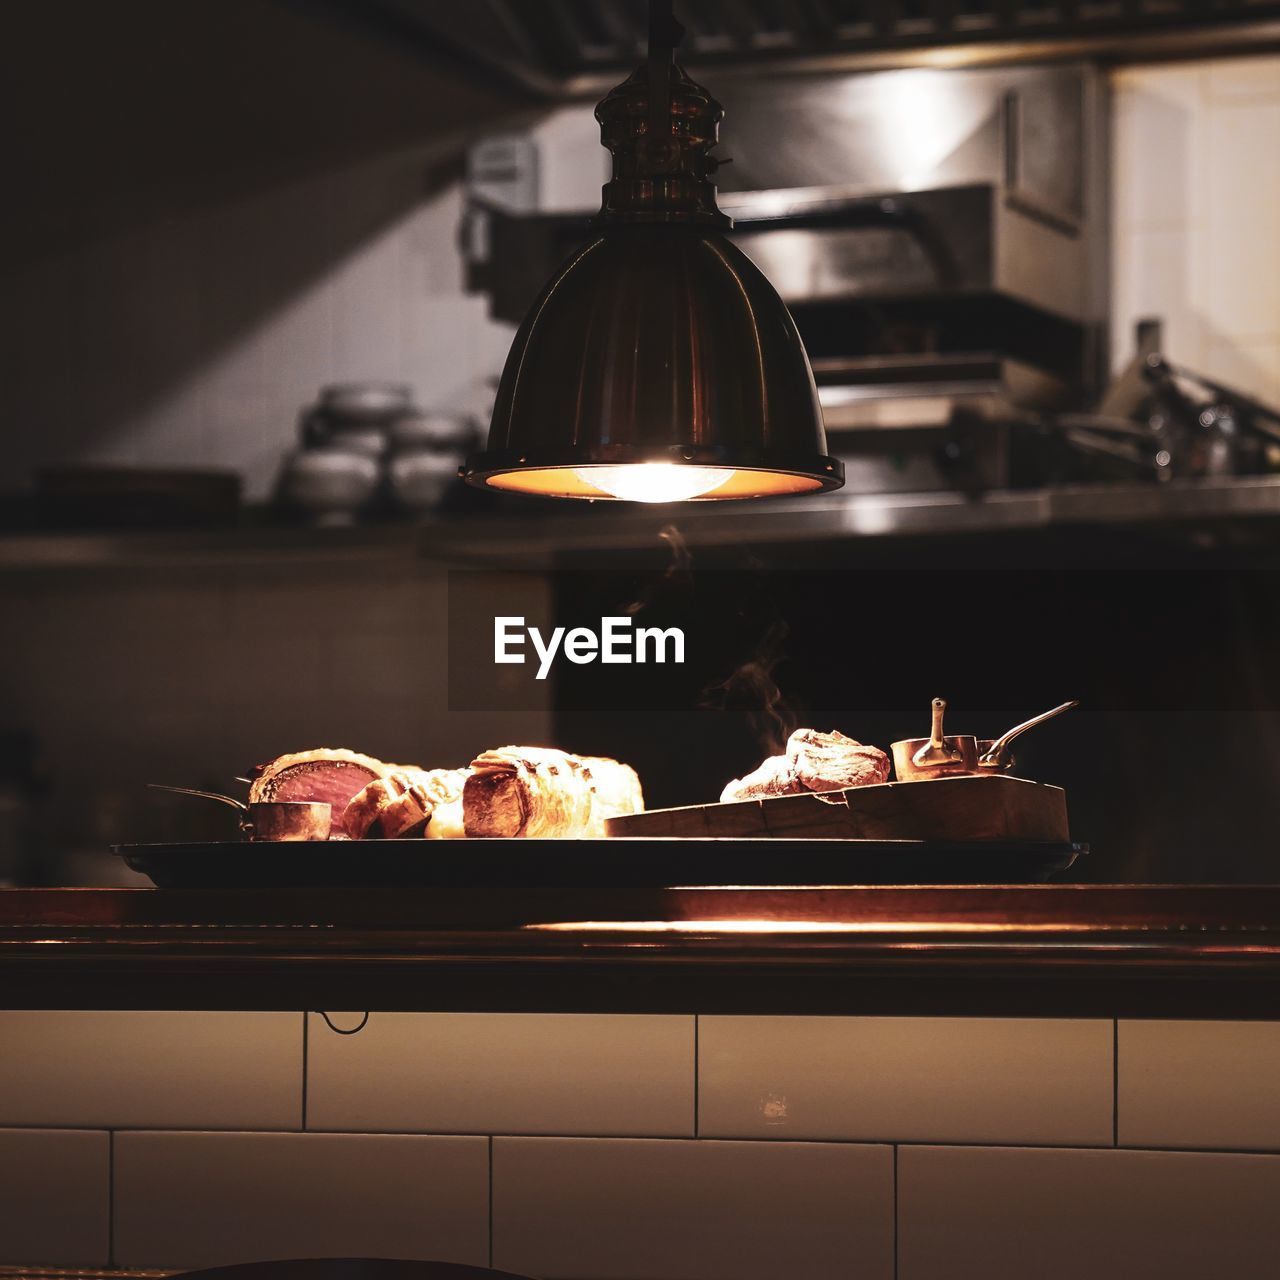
720,728,891,803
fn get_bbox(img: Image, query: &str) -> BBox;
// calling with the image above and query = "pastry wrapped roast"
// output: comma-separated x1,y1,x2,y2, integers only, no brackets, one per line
463,747,643,838
720,729,890,804
248,748,392,838
344,768,470,840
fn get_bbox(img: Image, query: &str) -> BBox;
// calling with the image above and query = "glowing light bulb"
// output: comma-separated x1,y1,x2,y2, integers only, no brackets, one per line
575,464,734,502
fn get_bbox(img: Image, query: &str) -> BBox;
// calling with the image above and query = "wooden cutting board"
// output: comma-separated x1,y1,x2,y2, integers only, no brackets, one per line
606,774,1068,843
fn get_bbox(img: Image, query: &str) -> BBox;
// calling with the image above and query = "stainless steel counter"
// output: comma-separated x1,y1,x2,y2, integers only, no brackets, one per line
4,476,1280,574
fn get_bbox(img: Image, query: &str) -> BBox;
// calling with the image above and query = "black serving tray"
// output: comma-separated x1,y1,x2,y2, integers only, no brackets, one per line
113,838,1086,889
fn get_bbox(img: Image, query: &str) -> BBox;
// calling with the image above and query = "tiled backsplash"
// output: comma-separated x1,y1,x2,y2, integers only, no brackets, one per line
114,1131,489,1270
1112,55,1280,401
0,1010,302,1130
2,1012,1280,1274
5,146,515,502
897,1145,1280,1280
305,1012,694,1137
0,1129,108,1268
493,1136,894,1280
698,1015,1113,1146
1118,1018,1280,1150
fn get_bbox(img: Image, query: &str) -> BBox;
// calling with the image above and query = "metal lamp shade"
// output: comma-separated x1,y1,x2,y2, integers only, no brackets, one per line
462,224,843,501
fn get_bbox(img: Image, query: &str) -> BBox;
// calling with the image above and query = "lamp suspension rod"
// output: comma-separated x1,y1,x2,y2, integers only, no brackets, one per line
647,0,684,159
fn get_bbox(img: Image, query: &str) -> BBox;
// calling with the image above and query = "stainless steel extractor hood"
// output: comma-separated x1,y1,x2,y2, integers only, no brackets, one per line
463,60,1108,485
305,0,1280,98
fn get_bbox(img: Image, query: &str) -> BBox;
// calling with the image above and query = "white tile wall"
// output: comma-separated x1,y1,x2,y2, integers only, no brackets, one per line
898,1144,1280,1280
4,1015,1280,1273
113,1131,490,1269
307,1012,695,1137
699,1016,1114,1146
0,1129,109,1267
1112,56,1280,403
492,1136,894,1280
7,146,517,501
0,1011,302,1130
1118,1019,1280,1151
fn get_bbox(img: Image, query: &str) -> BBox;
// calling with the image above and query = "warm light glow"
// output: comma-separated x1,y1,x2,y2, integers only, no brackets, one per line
523,919,1089,933
484,466,826,499
573,464,733,503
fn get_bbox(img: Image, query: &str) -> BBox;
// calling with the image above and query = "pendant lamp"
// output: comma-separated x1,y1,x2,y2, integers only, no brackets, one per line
461,2,843,503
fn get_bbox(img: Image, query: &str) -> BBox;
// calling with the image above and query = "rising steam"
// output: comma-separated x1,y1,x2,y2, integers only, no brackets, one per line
624,524,694,617
701,616,798,756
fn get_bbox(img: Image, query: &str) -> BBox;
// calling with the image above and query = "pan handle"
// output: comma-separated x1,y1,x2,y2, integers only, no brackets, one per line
147,783,248,812
911,697,964,768
979,700,1079,769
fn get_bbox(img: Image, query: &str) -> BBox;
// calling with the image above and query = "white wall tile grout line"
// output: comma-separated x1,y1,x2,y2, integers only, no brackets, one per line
693,1015,700,1139
300,1010,309,1132
74,1130,1280,1157
892,1142,900,1280
107,1128,115,1269
1112,1018,1119,1147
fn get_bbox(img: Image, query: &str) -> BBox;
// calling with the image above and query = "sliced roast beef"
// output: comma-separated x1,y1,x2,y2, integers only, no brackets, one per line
248,748,391,838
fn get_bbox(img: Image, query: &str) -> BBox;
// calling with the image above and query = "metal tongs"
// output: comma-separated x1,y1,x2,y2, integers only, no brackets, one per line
976,700,1079,772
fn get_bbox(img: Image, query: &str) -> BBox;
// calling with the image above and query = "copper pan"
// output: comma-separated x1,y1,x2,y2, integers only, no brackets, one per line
891,698,978,781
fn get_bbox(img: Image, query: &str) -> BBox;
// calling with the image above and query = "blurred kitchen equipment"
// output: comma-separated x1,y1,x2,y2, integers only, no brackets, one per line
388,451,466,513
300,382,410,456
387,410,478,514
892,698,979,781
320,383,413,422
276,446,379,526
281,385,471,521
976,699,1079,773
1027,320,1280,484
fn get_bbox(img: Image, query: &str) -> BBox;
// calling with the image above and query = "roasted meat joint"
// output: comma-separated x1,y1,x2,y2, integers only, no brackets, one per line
6,0,1280,1277
231,745,645,842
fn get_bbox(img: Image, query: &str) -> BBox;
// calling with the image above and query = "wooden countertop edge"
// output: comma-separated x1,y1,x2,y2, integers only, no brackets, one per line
7,884,1280,928
4,888,1280,1016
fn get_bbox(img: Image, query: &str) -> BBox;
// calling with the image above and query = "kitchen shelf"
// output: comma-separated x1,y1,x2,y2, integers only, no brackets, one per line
4,476,1280,574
